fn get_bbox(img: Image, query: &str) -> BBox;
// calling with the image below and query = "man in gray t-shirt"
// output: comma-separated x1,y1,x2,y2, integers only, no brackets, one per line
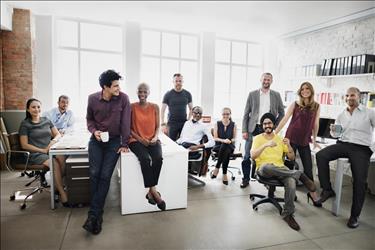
161,73,193,141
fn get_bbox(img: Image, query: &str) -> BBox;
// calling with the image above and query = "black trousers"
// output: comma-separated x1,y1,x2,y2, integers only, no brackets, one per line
213,144,234,174
129,141,163,188
168,121,186,141
291,143,314,181
316,141,372,217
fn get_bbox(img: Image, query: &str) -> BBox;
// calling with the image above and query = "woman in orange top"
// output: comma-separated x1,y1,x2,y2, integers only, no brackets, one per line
128,83,165,211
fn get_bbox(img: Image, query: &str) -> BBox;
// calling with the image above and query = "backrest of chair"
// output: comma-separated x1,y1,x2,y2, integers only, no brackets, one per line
8,133,22,151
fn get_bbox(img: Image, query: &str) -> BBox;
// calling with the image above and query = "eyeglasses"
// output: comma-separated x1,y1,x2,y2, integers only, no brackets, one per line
262,122,273,126
222,113,230,116
193,111,202,115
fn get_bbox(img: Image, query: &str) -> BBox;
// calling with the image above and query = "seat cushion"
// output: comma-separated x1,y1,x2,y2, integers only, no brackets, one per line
256,175,284,186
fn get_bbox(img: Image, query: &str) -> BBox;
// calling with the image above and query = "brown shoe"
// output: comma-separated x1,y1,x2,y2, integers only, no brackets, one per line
283,214,300,231
299,173,316,192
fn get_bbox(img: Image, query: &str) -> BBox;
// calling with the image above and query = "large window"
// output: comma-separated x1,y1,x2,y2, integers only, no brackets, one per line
140,29,200,105
54,19,124,118
214,39,263,120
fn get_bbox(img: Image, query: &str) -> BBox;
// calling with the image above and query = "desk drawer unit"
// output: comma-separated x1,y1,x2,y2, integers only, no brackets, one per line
65,156,91,204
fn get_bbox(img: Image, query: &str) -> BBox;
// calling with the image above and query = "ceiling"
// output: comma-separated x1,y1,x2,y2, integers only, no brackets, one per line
5,1,375,41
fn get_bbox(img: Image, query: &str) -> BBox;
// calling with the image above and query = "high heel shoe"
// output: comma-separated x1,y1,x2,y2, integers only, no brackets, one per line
222,180,228,185
307,192,322,207
210,173,217,179
157,200,166,211
145,193,156,205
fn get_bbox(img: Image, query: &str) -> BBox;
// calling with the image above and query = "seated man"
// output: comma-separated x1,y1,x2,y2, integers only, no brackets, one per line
251,113,316,231
43,95,74,135
177,106,215,175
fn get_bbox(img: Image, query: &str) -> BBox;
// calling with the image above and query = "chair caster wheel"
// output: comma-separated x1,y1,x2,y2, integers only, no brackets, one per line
231,176,235,181
20,172,25,177
10,195,15,201
253,207,258,211
250,196,255,201
20,204,26,210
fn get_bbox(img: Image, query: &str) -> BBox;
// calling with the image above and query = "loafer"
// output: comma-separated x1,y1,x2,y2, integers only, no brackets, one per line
240,179,249,188
347,216,359,229
319,189,336,203
299,173,316,192
283,214,300,231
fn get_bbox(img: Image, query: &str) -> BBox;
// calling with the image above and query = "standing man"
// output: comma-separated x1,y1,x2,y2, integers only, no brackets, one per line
316,87,375,229
83,70,131,235
161,73,193,141
43,95,74,135
241,72,285,188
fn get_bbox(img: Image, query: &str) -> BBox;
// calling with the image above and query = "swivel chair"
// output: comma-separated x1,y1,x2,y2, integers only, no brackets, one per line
1,131,50,210
249,158,297,214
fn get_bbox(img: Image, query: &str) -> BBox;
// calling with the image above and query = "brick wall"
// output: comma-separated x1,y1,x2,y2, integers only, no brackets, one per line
1,8,35,110
0,34,3,111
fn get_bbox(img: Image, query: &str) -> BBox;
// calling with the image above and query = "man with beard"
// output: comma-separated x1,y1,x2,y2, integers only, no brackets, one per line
316,87,375,229
241,72,285,188
251,113,316,231
161,73,193,141
43,95,74,135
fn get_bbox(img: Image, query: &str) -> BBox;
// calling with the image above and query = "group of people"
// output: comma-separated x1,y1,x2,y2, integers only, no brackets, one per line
18,69,374,235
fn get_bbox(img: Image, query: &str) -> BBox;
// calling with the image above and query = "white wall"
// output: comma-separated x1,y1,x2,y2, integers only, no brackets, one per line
1,2,13,31
271,15,375,118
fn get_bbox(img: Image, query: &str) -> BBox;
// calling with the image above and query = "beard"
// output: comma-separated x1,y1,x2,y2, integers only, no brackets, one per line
264,127,273,134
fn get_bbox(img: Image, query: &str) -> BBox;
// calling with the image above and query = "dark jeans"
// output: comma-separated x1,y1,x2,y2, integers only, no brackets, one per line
291,143,314,181
168,121,186,141
316,141,372,218
88,136,121,219
242,124,263,181
213,144,234,174
129,141,163,188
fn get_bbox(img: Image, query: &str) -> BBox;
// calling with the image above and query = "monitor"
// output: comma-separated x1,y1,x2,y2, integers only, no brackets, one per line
317,118,335,143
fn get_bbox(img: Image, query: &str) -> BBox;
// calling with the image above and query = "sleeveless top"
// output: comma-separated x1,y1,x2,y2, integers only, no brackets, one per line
216,120,235,150
285,102,317,146
129,102,157,144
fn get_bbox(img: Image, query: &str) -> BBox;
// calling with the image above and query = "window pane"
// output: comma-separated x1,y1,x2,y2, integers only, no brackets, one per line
213,92,230,119
80,23,122,52
80,51,123,116
56,20,78,47
160,59,179,96
232,42,247,65
216,40,230,63
230,91,247,119
214,64,230,93
161,33,179,58
231,66,247,93
247,67,262,90
142,30,160,56
248,44,263,66
55,49,79,113
180,61,198,100
141,57,160,103
181,35,198,60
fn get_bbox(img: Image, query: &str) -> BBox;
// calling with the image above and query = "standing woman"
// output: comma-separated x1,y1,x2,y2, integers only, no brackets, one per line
274,82,321,206
128,83,165,211
211,107,237,185
19,98,69,206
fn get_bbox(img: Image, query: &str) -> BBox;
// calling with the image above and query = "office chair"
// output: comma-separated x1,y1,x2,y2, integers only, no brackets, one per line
249,158,297,215
188,148,206,188
2,131,50,209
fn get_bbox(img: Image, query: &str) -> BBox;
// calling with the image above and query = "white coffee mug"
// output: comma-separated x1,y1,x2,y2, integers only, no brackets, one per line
100,131,109,142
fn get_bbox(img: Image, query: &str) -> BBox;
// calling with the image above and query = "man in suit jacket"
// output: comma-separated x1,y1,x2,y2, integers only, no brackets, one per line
240,72,285,188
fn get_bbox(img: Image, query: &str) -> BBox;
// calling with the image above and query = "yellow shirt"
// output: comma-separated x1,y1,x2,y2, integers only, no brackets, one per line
252,133,288,169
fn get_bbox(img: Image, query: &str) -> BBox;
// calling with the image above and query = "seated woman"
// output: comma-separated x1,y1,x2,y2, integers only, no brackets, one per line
211,107,236,185
128,83,165,211
19,98,69,206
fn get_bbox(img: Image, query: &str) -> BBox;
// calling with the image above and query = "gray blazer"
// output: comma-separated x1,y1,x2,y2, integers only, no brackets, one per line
242,89,285,133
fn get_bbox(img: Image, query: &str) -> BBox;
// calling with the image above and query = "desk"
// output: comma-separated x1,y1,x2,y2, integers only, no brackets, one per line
49,132,90,209
120,133,188,215
312,141,375,216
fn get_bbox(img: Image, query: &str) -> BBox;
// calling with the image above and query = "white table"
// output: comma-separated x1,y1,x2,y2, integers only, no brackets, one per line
312,140,375,216
120,133,188,215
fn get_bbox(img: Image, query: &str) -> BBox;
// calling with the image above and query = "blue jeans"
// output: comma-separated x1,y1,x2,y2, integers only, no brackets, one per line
88,136,121,218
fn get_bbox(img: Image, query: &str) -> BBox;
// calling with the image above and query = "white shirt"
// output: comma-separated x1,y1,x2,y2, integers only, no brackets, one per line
42,107,75,133
258,89,271,124
335,104,375,151
176,120,215,148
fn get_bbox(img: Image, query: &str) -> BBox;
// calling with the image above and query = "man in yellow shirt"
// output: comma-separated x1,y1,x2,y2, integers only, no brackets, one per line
251,113,316,231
